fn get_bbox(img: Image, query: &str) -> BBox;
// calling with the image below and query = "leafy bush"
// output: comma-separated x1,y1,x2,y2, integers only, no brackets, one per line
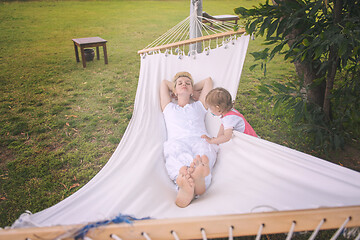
255,69,359,153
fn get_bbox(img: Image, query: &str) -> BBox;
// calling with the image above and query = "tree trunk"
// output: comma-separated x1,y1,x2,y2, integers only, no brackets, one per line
323,48,339,119
286,29,325,107
293,60,325,107
323,0,342,119
273,0,325,107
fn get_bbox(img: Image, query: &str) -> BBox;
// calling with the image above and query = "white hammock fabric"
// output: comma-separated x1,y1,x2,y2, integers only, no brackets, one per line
11,34,360,229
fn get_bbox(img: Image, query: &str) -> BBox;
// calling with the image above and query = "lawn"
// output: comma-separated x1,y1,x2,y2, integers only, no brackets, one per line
0,0,358,233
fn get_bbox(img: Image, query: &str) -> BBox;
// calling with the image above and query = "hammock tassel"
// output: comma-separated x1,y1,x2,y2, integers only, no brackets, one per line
203,47,211,56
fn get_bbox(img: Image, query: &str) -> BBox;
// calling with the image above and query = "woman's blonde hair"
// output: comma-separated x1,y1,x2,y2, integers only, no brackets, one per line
205,87,233,113
172,72,194,90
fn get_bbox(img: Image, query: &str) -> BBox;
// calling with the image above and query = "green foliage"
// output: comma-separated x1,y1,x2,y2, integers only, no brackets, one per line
331,65,360,138
235,0,360,73
255,72,360,152
235,0,360,151
249,48,270,74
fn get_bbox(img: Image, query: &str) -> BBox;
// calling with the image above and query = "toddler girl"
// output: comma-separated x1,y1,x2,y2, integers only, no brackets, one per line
202,87,257,144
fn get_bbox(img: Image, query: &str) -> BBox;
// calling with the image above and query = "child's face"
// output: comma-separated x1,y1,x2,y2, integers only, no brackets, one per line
209,105,222,116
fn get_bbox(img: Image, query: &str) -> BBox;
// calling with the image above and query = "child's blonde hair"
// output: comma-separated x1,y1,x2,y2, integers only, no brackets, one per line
206,87,233,113
172,72,194,90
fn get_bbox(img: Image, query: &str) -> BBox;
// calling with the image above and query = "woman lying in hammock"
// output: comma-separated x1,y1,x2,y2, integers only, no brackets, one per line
160,72,218,207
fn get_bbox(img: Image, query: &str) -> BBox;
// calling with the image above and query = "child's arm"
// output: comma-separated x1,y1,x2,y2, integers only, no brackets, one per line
160,80,173,111
193,77,213,109
201,125,233,145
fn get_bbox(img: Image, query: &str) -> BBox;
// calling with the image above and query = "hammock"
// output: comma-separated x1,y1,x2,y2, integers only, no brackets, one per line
3,7,360,240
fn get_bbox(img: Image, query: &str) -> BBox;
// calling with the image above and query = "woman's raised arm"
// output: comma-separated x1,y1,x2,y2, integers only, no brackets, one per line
194,77,213,109
160,80,173,111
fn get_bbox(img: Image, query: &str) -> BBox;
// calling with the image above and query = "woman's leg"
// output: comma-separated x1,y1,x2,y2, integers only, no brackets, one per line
190,138,218,194
164,139,196,207
175,166,195,207
164,140,194,183
189,155,210,195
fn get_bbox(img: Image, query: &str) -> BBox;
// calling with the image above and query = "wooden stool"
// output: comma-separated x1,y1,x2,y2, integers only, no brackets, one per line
72,37,108,68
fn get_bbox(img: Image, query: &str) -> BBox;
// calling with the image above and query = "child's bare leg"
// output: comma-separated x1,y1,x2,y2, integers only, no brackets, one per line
175,166,195,208
190,155,210,196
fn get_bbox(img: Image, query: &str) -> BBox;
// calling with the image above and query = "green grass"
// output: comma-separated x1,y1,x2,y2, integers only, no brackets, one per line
0,0,358,234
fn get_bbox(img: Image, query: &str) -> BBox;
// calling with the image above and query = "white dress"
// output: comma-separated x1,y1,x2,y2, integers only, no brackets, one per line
163,101,218,189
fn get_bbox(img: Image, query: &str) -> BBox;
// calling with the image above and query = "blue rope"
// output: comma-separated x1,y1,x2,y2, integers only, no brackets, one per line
74,214,151,239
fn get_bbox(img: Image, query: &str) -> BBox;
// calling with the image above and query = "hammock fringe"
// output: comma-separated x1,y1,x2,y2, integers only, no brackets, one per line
137,29,246,55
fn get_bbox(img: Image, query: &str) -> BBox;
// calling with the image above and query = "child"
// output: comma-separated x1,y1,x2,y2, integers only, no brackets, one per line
201,87,257,145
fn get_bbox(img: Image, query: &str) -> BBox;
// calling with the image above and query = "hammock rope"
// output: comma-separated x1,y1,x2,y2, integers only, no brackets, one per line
228,226,234,240
138,8,243,55
145,16,191,50
110,233,122,240
286,221,296,240
330,217,351,240
308,218,326,240
171,230,180,240
255,223,265,240
355,232,360,240
142,231,151,240
200,228,207,240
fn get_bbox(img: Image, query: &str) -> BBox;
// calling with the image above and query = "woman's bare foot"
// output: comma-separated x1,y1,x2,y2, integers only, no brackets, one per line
175,167,195,208
178,165,188,176
190,155,210,195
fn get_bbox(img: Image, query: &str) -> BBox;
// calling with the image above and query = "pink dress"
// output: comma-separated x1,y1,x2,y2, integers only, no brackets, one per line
222,108,257,137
